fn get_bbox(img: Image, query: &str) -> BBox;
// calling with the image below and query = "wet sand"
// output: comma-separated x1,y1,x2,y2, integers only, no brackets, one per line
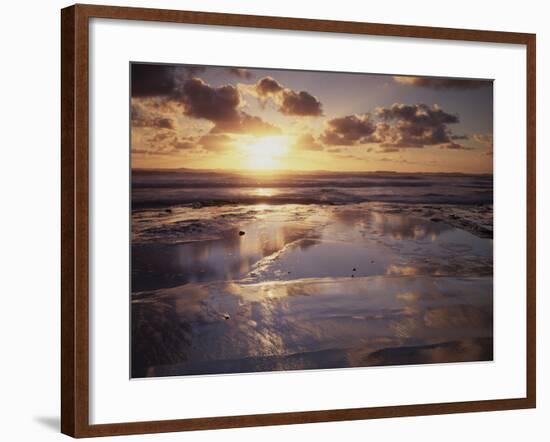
131,202,493,378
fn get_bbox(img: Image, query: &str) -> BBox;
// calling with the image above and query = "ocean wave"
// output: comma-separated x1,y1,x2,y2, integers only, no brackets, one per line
131,170,492,209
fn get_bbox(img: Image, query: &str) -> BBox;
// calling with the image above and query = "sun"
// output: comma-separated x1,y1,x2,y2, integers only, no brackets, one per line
244,135,290,170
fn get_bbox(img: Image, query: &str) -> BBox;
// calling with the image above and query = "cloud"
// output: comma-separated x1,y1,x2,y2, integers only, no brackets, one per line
279,90,323,116
132,64,178,98
394,76,492,89
210,112,281,135
132,132,196,156
226,68,253,79
185,66,207,76
378,147,399,153
179,78,279,135
439,142,474,150
319,114,376,145
131,64,208,98
180,78,241,123
377,103,458,125
319,103,468,151
145,132,172,143
255,76,284,96
197,133,235,152
131,103,175,129
375,103,460,148
252,76,323,116
292,133,324,151
473,133,493,146
473,133,493,156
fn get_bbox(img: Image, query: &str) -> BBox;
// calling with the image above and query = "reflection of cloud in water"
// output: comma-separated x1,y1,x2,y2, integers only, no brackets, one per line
386,264,419,276
133,203,492,289
131,201,493,377
368,211,452,240
396,291,422,302
333,207,452,241
132,275,493,377
361,338,493,366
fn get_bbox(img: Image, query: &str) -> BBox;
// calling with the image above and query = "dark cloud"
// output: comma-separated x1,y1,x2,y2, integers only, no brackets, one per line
180,78,241,123
150,118,174,129
378,147,399,153
226,68,253,79
293,133,324,151
160,135,195,151
131,103,175,129
132,64,178,98
146,132,172,143
173,140,194,150
394,76,492,90
211,112,281,135
320,104,466,150
198,133,234,152
375,103,460,148
377,103,458,125
256,76,284,96
131,148,151,155
320,114,376,146
253,77,323,116
280,90,323,116
133,133,196,156
179,78,280,135
185,66,207,76
439,142,474,150
131,64,208,98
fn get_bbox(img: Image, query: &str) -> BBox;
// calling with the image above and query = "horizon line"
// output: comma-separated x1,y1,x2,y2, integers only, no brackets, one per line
131,167,493,175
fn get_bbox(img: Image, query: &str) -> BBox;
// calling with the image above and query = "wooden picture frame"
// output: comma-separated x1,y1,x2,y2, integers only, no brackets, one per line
61,3,536,437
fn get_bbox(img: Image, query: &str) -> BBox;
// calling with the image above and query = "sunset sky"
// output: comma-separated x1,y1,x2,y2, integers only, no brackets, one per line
131,63,493,173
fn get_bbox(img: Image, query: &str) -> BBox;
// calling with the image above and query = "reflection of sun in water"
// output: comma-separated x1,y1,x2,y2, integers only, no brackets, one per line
245,135,290,170
254,188,275,197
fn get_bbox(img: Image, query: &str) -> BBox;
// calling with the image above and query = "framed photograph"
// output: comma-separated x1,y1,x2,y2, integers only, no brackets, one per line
61,4,536,438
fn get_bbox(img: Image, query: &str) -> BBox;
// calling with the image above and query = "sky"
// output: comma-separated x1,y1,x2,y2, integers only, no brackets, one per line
130,63,493,173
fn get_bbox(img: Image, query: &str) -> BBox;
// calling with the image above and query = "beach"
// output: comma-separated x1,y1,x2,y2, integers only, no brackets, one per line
131,169,493,378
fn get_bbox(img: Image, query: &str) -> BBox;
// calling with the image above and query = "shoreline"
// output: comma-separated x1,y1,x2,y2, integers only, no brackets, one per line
131,192,493,377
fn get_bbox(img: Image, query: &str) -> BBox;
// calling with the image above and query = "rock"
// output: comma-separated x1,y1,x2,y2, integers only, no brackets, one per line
165,208,172,214
239,231,246,236
222,314,230,320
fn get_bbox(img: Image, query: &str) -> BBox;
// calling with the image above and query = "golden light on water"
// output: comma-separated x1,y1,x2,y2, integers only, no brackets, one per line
254,188,275,197
244,135,291,170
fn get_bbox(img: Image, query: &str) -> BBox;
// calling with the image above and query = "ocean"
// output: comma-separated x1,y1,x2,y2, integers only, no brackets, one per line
131,169,493,378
